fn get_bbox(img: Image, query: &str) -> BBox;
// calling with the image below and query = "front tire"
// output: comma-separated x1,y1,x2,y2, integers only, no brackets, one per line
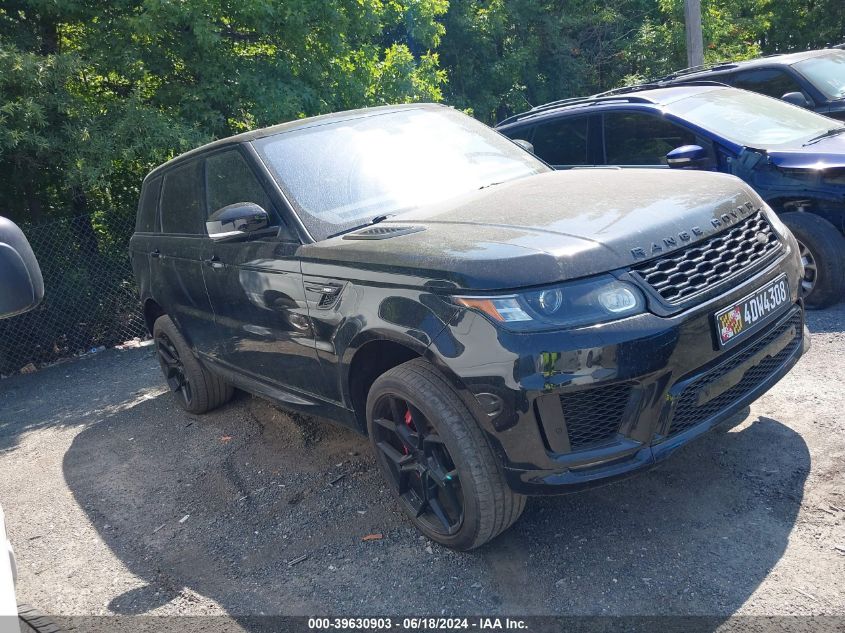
780,212,845,309
367,359,525,550
153,315,234,414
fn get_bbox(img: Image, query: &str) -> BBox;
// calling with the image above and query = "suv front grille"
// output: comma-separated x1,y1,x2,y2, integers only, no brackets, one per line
632,213,781,304
668,312,802,437
559,383,632,450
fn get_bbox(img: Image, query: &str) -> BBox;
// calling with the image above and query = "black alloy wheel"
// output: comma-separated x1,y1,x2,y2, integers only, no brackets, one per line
151,314,233,414
156,331,193,408
367,358,526,549
371,394,464,536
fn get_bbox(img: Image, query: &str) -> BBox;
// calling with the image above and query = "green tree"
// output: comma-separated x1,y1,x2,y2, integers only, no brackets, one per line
439,0,655,123
0,0,447,226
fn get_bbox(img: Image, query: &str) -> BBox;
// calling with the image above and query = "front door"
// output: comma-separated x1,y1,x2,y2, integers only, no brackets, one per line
601,111,698,168
199,147,325,399
149,159,218,354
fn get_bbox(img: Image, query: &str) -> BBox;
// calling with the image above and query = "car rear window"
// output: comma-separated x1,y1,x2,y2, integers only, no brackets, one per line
135,176,161,233
160,160,205,235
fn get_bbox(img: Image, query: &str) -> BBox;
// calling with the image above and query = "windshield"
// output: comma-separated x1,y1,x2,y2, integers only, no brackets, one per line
253,107,548,240
794,51,845,100
666,88,843,148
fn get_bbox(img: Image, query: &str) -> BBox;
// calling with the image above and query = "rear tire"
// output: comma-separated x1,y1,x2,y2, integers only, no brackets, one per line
780,212,845,309
367,358,526,550
153,315,234,414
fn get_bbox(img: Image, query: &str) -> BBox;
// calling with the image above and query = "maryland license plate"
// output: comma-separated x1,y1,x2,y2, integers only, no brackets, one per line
714,274,790,347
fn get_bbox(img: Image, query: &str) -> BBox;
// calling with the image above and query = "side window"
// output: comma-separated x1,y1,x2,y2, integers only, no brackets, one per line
160,161,204,235
505,127,534,144
731,69,805,100
532,117,590,166
135,176,162,233
206,149,272,216
603,112,696,166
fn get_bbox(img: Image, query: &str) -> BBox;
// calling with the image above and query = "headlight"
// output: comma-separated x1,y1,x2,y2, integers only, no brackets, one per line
454,275,646,331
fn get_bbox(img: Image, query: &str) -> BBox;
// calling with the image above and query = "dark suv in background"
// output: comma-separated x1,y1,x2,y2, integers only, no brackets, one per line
497,84,845,308
131,104,807,548
659,48,845,120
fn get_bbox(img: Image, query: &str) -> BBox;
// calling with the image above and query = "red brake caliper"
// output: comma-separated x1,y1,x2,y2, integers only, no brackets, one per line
402,409,414,455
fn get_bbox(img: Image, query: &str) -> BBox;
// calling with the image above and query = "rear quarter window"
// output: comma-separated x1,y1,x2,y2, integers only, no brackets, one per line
135,176,162,233
160,160,204,235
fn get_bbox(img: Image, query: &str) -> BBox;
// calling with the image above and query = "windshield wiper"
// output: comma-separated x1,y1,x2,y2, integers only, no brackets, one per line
803,126,845,146
325,214,396,239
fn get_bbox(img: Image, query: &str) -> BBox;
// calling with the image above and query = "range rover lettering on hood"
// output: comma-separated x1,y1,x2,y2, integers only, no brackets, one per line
630,201,759,260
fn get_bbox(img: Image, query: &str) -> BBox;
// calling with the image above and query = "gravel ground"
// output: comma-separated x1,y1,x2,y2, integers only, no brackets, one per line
0,305,843,626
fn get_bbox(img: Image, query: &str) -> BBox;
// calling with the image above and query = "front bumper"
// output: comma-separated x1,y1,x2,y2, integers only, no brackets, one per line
431,249,808,495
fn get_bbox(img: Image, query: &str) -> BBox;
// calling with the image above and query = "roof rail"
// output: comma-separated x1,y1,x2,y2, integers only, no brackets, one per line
596,79,729,97
497,97,617,126
656,61,740,82
494,96,596,127
495,80,728,127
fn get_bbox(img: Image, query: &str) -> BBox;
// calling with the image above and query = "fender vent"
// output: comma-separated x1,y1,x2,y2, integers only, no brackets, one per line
343,225,424,240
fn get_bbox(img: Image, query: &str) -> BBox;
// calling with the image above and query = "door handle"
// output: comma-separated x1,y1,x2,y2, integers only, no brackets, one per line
204,256,224,269
150,249,161,259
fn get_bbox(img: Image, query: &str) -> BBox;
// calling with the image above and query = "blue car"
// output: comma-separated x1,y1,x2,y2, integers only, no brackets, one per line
496,84,845,307
658,48,845,120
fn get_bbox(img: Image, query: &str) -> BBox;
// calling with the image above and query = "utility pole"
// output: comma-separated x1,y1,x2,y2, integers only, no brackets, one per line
684,0,704,68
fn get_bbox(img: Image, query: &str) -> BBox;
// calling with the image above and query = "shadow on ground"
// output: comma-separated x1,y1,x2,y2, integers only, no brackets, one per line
61,380,810,625
0,347,162,452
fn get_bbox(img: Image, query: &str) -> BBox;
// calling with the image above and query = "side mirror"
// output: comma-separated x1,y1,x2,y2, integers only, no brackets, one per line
0,217,44,319
666,144,709,169
512,138,535,154
782,92,812,109
206,202,269,241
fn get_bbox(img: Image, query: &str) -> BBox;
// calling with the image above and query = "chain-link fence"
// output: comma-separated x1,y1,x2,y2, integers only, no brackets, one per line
0,213,147,375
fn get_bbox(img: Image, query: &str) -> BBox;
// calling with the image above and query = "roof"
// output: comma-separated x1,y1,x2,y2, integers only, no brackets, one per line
495,84,724,128
147,102,446,179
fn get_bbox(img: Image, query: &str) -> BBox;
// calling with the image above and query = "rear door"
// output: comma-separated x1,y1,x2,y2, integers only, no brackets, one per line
129,175,162,303
150,159,218,353
200,146,325,398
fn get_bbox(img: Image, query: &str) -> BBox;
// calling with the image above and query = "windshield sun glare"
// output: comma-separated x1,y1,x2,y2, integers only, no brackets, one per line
254,107,547,240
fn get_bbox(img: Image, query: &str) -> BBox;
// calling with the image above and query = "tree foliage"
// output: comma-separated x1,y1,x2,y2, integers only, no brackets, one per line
1,0,844,225
0,0,447,225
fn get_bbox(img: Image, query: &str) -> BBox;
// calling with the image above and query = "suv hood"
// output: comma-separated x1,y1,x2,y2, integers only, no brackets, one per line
764,133,845,169
299,170,764,291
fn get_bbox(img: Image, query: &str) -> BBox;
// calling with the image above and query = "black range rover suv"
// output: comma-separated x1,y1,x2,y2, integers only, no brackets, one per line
130,104,808,549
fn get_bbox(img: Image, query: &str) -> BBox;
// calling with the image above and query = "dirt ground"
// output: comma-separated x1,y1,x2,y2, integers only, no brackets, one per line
0,304,843,627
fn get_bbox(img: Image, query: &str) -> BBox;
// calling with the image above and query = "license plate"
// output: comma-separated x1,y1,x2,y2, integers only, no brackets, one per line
714,274,790,347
